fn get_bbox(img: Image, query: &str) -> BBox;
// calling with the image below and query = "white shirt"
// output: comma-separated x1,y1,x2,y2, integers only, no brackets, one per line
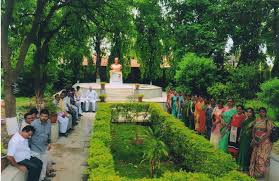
63,97,71,111
86,90,97,101
7,132,31,162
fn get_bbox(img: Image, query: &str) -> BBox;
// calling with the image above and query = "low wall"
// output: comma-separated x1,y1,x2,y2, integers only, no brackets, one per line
1,165,27,181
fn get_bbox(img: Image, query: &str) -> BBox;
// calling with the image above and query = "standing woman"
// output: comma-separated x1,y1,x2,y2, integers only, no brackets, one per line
167,90,174,113
194,96,201,132
219,98,237,152
197,97,206,134
210,100,225,148
238,108,255,172
171,92,178,117
227,105,247,158
249,107,273,178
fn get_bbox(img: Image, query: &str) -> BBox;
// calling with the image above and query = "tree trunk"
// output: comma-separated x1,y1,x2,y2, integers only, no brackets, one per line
33,42,49,110
272,6,279,77
238,44,259,66
95,35,102,81
3,75,16,117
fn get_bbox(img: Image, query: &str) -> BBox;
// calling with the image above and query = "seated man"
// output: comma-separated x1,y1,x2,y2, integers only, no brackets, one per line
20,112,33,131
53,94,70,136
74,86,83,115
7,125,42,181
59,92,74,128
61,90,78,126
85,87,97,112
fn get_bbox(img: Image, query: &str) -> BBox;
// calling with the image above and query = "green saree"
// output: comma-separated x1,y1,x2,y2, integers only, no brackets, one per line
218,107,237,152
237,117,255,171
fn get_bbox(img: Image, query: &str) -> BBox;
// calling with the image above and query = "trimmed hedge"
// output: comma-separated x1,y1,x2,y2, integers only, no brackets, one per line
149,103,237,176
87,103,255,181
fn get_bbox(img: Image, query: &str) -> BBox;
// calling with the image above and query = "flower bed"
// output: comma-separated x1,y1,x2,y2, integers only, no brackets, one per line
87,103,255,181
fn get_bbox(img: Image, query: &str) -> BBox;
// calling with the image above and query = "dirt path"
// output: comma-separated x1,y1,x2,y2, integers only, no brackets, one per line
49,113,95,181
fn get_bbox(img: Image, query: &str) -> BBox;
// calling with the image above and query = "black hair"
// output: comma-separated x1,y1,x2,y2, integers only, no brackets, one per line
246,107,255,117
76,86,80,90
24,112,33,119
55,94,60,97
62,90,67,94
40,109,50,115
259,107,267,113
70,87,75,91
217,100,224,105
227,98,234,102
236,104,244,110
29,107,38,115
22,125,35,133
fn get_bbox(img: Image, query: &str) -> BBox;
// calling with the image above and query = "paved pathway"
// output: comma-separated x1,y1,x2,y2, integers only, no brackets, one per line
49,113,95,181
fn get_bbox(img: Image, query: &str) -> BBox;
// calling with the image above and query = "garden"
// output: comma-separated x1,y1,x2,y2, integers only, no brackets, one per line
87,103,255,181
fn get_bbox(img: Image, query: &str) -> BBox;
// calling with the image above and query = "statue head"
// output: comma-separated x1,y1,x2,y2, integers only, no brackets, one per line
114,57,119,64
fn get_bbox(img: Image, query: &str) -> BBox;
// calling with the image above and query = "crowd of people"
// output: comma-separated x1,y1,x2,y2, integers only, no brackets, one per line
167,90,275,178
6,86,98,181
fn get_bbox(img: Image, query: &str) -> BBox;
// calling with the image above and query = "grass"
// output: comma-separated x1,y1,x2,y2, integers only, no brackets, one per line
111,123,177,179
15,97,35,114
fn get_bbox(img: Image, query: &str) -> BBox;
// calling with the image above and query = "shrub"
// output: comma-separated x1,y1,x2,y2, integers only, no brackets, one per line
175,53,218,96
207,82,235,101
257,78,279,118
227,64,260,100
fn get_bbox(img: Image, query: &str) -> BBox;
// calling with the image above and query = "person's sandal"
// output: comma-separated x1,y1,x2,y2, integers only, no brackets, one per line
48,169,56,173
47,172,56,177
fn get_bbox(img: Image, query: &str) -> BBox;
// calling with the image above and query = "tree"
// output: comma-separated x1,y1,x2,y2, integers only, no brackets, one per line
1,0,47,117
134,0,165,83
175,53,218,96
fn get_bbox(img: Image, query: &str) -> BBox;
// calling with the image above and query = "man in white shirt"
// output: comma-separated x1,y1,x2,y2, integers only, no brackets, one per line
85,86,98,112
74,86,83,114
7,125,42,181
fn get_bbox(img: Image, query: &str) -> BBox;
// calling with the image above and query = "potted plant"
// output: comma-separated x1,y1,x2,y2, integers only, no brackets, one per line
45,99,58,123
100,82,106,89
135,83,140,90
137,94,144,102
99,94,107,102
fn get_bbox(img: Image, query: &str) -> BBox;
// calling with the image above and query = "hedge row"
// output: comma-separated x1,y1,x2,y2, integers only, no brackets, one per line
87,103,255,181
87,103,120,181
149,103,237,176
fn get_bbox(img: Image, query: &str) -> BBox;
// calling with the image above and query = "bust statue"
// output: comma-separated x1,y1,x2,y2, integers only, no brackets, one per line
109,57,123,84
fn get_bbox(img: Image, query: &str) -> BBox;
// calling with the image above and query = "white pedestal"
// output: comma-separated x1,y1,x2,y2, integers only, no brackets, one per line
109,72,123,84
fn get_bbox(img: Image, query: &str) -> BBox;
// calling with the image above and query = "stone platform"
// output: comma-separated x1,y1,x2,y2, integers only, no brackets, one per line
72,83,166,103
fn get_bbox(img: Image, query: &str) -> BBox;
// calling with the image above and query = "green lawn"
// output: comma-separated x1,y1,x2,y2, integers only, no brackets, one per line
111,123,177,179
16,97,34,114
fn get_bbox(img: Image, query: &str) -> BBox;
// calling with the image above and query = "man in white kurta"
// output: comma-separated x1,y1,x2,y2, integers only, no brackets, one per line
85,87,97,112
53,94,69,135
75,86,83,114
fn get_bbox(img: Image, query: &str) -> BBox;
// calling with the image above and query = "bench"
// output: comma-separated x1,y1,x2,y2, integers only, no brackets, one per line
1,165,27,181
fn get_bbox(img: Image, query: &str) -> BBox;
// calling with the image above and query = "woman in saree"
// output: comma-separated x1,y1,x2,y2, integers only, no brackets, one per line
237,108,255,172
197,97,206,134
210,100,225,148
167,90,174,113
249,107,273,178
171,92,178,117
227,105,247,158
194,96,202,132
218,98,237,152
